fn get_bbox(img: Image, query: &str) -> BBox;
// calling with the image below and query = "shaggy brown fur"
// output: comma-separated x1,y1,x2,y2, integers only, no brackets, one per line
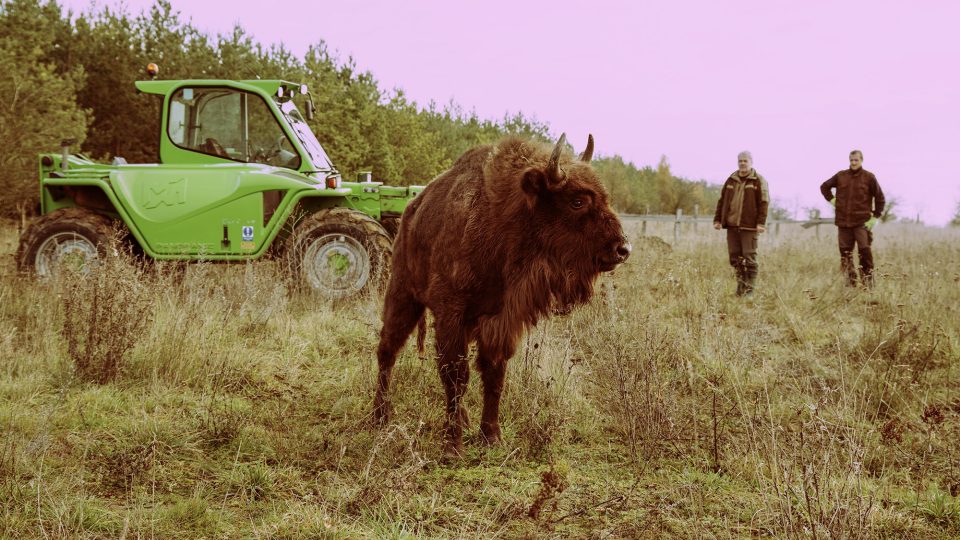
373,134,631,456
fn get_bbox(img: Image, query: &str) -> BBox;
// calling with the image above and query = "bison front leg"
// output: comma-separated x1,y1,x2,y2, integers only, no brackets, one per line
435,320,470,458
438,357,470,457
374,290,425,426
477,341,510,445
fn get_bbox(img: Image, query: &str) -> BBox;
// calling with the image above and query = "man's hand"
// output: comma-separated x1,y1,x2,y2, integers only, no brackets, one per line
757,225,766,233
865,217,878,230
713,222,721,230
830,198,836,208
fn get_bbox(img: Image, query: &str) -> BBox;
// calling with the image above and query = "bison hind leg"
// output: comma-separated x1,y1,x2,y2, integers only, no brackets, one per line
373,291,425,427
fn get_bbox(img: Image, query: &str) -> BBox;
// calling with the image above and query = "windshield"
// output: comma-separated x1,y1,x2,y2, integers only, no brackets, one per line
277,99,334,171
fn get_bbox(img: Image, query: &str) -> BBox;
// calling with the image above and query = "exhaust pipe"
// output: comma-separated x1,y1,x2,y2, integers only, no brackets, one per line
60,138,77,172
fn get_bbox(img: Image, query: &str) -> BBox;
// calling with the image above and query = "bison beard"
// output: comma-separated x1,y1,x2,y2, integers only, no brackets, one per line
373,133,631,457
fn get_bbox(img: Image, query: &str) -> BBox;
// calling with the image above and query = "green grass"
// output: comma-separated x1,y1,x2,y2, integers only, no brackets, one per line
1,220,959,538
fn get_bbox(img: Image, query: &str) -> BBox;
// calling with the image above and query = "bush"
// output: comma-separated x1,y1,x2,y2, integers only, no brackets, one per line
61,244,153,383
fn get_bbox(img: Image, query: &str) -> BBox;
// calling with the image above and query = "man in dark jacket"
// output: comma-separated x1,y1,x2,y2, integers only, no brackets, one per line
714,151,769,296
819,150,885,287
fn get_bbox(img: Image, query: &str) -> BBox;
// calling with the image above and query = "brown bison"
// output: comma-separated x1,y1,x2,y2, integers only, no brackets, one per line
373,133,631,456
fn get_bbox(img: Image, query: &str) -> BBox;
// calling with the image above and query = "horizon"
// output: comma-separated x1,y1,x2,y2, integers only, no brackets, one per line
55,0,960,225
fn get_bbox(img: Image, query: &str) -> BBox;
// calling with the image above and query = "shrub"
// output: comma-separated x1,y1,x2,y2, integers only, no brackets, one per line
61,244,153,383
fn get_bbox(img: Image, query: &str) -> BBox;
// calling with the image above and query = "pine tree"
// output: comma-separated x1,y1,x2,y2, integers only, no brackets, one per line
0,0,88,217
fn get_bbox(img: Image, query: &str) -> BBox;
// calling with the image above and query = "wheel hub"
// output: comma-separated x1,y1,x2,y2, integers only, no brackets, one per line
35,232,99,277
302,234,370,297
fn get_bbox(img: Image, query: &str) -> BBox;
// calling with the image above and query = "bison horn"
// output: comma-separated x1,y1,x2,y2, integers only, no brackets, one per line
547,133,567,186
579,134,594,162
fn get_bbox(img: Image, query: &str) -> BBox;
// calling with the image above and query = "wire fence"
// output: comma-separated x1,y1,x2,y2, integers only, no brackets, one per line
620,206,836,245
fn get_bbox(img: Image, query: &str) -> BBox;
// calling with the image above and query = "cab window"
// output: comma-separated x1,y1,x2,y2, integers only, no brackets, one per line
168,87,301,169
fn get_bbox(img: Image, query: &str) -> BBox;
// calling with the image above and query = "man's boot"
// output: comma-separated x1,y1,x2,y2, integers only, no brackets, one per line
743,269,757,296
859,248,874,289
840,253,858,287
734,263,746,296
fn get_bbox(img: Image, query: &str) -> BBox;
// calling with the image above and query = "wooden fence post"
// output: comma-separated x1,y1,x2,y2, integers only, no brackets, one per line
693,204,700,232
674,208,683,245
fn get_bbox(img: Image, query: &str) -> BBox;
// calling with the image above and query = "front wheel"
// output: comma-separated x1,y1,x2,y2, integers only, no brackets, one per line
380,216,401,241
284,208,393,299
16,208,116,278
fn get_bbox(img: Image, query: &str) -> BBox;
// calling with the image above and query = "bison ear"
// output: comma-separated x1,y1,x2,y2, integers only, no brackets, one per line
579,134,594,162
521,168,546,208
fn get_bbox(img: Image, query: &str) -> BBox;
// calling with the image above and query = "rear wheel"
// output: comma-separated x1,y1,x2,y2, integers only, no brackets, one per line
284,208,393,299
16,208,116,278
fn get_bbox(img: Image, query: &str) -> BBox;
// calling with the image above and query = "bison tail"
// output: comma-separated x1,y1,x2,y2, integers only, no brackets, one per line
416,315,427,355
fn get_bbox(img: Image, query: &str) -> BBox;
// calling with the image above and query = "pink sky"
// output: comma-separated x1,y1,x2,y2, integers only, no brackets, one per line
62,0,960,225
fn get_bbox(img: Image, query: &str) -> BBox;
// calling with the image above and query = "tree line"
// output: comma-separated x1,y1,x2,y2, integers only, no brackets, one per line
1,0,724,219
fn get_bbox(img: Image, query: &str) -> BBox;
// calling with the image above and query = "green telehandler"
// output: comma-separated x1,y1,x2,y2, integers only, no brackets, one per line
17,67,422,299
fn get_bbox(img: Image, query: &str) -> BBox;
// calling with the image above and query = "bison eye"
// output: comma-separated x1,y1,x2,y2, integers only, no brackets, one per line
570,198,585,210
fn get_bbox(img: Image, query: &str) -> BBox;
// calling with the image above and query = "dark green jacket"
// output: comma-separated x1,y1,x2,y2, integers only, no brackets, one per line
819,168,885,228
713,170,769,230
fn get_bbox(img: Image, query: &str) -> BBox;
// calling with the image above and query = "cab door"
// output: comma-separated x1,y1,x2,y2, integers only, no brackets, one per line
110,86,300,257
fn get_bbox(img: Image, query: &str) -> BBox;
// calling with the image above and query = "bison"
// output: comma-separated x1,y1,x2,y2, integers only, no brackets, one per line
373,133,631,456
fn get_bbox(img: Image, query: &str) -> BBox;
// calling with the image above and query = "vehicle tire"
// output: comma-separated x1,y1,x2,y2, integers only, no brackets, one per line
380,216,401,241
16,207,116,278
284,207,393,299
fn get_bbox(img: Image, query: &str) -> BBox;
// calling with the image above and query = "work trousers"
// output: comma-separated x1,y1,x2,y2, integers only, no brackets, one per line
726,228,758,272
837,226,874,286
726,228,758,294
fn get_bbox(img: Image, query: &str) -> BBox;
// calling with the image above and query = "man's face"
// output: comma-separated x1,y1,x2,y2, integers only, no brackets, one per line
849,154,862,170
738,157,752,174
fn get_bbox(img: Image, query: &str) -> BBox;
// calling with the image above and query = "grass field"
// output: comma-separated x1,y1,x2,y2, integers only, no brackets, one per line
1,219,959,539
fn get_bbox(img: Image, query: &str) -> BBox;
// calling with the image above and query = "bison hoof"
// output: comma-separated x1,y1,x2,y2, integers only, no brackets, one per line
443,440,465,460
480,423,502,445
372,399,392,427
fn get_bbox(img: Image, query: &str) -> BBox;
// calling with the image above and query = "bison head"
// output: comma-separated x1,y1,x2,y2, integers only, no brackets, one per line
518,133,631,272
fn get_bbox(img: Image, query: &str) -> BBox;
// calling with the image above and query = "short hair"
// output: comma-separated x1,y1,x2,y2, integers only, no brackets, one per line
737,151,753,162
849,149,863,159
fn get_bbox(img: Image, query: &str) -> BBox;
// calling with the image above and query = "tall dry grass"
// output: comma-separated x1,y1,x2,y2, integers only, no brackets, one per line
0,219,958,538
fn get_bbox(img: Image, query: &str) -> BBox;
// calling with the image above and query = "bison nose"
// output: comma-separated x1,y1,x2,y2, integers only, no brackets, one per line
616,241,632,262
